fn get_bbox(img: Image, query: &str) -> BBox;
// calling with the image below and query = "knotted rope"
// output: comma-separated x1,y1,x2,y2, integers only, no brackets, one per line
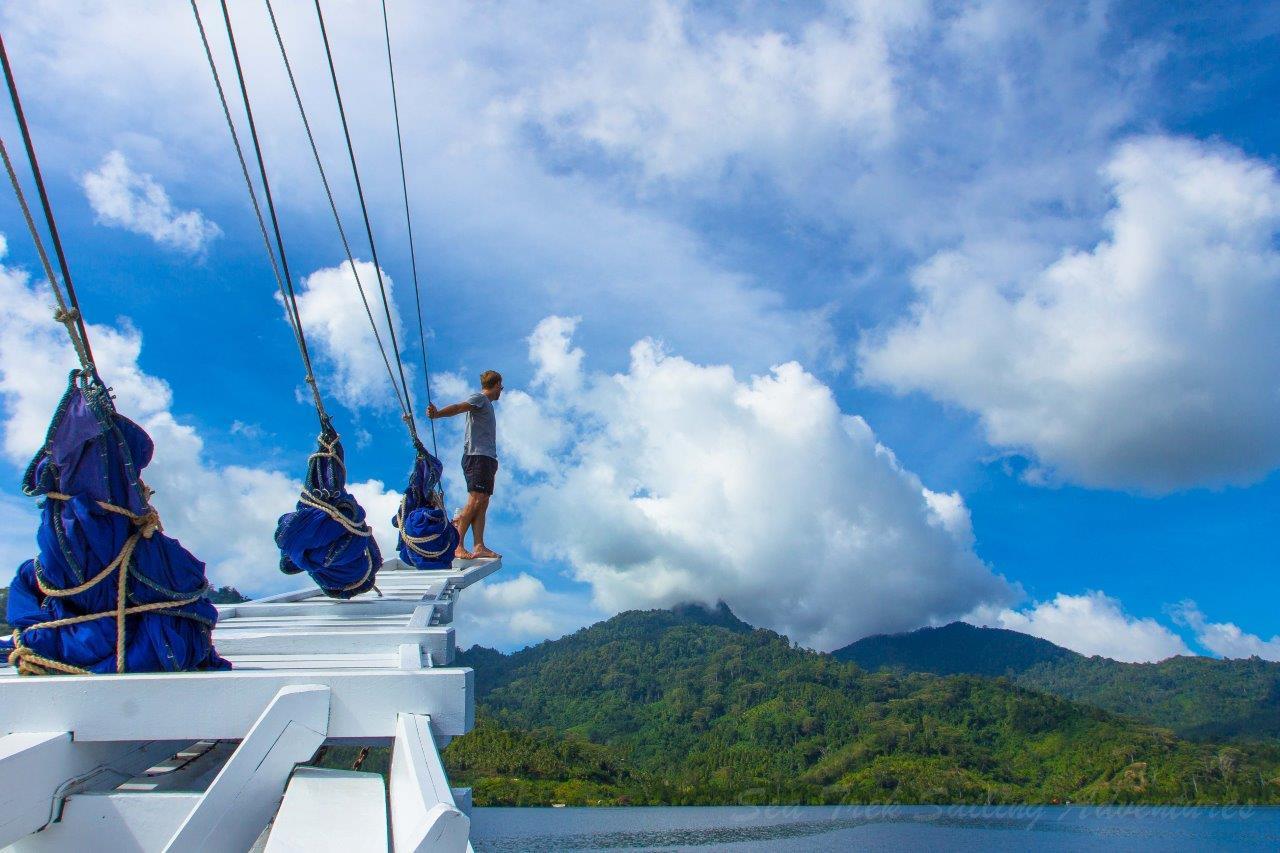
7,488,200,676
396,490,453,561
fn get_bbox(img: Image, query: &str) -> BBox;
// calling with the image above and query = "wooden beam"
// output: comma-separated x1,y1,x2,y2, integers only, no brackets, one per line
13,791,202,852
389,713,468,853
0,668,473,741
163,685,330,852
0,733,184,848
212,627,454,662
265,768,388,852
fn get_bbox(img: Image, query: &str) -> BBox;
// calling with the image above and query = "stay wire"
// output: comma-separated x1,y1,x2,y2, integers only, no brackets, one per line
262,0,415,433
380,0,439,460
312,0,423,453
1,138,93,372
0,33,96,369
215,0,330,431
190,0,291,372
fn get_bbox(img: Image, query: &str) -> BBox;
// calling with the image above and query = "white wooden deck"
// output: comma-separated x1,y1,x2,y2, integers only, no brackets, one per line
0,557,501,853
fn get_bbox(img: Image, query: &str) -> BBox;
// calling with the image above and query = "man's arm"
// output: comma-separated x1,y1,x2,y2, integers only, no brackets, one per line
427,401,479,419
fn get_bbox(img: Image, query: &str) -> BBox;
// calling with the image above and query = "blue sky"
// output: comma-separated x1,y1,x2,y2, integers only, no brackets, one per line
0,0,1277,658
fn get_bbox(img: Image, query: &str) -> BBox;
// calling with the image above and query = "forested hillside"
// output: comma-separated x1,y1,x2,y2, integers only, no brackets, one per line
835,623,1280,741
442,606,1280,806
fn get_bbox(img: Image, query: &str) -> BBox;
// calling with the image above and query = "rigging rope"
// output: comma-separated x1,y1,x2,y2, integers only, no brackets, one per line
262,0,416,433
381,0,439,459
312,0,423,452
0,33,96,369
214,0,331,430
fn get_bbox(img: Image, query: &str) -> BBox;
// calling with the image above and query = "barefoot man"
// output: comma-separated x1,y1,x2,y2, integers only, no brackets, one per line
427,370,502,559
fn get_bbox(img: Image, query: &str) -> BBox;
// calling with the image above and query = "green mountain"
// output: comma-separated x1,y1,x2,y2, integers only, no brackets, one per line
442,605,1280,807
834,622,1280,742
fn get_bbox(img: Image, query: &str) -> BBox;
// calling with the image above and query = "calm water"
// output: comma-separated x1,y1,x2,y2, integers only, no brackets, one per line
470,805,1280,851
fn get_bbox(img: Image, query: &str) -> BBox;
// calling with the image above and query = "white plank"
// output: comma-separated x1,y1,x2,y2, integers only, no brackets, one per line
164,685,330,853
0,668,473,741
390,713,468,853
212,627,454,663
265,768,388,852
228,600,424,619
0,734,182,848
10,792,201,853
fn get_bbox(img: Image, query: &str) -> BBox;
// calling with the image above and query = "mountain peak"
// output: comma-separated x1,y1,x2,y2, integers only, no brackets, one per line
832,620,1081,677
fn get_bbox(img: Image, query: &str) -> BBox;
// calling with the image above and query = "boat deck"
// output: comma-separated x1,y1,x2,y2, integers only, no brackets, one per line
0,557,500,852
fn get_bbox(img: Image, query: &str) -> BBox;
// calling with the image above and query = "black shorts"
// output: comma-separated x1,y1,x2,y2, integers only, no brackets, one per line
462,454,498,495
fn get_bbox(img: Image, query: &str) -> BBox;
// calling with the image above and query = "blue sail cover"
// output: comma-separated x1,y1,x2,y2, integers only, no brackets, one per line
274,431,381,599
394,452,459,569
2,373,228,674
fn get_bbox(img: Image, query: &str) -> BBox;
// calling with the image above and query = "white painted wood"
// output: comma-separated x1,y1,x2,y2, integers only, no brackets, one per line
0,668,473,741
10,792,201,853
390,713,468,853
264,768,388,852
163,685,330,853
213,627,455,663
229,600,424,619
399,644,426,670
0,734,183,848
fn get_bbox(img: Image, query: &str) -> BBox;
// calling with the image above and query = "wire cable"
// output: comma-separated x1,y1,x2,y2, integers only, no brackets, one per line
380,0,439,458
262,0,416,432
312,0,423,451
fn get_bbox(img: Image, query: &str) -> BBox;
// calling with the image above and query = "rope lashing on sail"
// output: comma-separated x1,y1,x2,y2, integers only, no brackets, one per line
2,372,229,675
275,431,381,599
194,0,384,596
394,453,459,569
2,37,226,676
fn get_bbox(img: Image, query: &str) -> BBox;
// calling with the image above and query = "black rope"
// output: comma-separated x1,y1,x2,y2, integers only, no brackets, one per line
0,33,96,368
262,0,416,433
312,0,422,451
215,0,330,431
381,0,439,459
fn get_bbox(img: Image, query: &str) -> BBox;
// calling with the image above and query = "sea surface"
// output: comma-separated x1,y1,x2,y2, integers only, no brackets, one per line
469,805,1280,851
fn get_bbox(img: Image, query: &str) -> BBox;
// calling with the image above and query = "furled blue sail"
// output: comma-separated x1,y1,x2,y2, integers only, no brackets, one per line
275,430,381,598
2,372,228,675
394,452,459,569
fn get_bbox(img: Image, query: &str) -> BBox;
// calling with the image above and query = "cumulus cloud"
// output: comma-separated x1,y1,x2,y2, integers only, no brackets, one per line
453,572,605,650
859,136,1280,493
522,0,912,184
289,260,411,413
510,316,1013,651
81,150,221,253
1172,602,1280,661
0,246,400,594
968,591,1191,663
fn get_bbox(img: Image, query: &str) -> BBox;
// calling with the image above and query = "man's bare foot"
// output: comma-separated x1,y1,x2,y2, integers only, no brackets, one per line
453,546,476,560
472,545,501,559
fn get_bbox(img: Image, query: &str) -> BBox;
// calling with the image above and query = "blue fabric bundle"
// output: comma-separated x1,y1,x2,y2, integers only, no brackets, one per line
394,452,459,569
275,430,381,598
2,372,228,675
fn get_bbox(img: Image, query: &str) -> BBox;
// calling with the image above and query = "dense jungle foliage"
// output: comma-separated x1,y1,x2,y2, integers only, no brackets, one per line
440,605,1280,807
836,622,1280,741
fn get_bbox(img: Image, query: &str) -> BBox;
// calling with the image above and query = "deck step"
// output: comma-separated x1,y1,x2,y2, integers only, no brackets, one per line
265,768,388,852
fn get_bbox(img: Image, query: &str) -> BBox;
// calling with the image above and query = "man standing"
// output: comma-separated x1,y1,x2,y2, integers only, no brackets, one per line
427,370,502,559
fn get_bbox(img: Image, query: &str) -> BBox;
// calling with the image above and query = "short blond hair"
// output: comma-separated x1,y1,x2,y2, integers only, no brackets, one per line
480,370,503,389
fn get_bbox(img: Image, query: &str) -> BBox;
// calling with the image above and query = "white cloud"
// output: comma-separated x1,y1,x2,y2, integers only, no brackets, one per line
289,260,412,413
521,0,912,185
81,150,221,253
968,591,1191,663
859,136,1280,493
511,316,1014,651
0,246,401,595
453,572,604,651
1172,602,1280,661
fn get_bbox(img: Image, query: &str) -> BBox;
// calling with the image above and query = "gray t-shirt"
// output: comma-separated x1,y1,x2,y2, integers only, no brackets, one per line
463,392,497,459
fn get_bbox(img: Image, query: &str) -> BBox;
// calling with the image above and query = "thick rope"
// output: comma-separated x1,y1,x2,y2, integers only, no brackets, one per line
313,0,422,448
395,494,454,560
0,33,95,366
380,0,440,460
262,0,417,434
7,491,193,675
0,138,93,372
